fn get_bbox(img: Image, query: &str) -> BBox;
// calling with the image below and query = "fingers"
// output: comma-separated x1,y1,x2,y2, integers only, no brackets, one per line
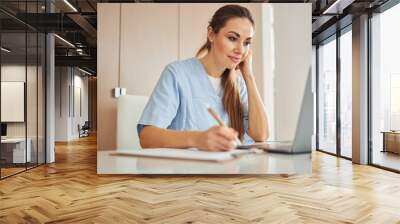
205,126,238,151
243,49,252,62
208,139,236,151
213,137,236,151
215,126,238,141
245,48,252,57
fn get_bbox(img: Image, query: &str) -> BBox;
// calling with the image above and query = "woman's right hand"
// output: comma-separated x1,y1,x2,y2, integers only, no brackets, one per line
194,126,238,151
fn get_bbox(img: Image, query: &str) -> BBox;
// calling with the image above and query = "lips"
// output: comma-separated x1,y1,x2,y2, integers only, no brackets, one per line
228,56,241,63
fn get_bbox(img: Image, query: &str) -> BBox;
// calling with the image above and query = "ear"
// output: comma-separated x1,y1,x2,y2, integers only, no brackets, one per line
207,26,215,43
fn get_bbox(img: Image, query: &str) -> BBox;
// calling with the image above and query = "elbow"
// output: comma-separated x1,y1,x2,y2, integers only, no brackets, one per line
139,135,148,148
139,135,154,149
252,133,268,142
259,133,269,142
139,137,151,148
139,127,152,148
249,129,269,142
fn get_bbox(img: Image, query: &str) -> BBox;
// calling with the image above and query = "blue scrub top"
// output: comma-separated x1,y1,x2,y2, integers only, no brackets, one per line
137,57,253,143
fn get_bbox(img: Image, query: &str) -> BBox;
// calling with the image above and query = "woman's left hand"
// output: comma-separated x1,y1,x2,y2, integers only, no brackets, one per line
237,48,253,78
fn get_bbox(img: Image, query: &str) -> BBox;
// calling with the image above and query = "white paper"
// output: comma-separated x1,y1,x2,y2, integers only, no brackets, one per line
111,148,254,162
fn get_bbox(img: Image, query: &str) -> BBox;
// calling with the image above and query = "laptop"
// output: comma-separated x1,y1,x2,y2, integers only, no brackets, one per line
237,73,313,154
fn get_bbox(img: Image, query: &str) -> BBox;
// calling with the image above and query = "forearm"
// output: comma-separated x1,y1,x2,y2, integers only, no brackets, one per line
243,75,269,141
139,125,201,149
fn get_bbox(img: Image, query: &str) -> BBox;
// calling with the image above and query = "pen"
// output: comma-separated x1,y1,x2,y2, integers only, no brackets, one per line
231,148,263,158
206,105,242,146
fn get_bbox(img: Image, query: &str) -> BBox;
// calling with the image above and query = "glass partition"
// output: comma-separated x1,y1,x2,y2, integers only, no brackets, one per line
0,1,46,179
1,31,28,177
38,32,45,165
27,31,38,169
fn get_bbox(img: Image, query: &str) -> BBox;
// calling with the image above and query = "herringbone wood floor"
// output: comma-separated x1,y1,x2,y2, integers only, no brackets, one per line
1,134,400,224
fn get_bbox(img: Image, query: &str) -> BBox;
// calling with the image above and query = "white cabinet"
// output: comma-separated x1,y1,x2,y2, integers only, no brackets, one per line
1,138,32,163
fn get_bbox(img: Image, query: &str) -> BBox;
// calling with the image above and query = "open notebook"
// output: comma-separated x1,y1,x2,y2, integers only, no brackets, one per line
110,148,259,162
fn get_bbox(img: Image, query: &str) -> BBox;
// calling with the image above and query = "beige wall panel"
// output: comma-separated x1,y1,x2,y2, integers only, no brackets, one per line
98,4,179,150
178,3,222,59
97,4,120,150
120,3,179,96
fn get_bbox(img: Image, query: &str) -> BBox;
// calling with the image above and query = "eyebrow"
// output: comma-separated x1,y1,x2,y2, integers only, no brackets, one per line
228,31,252,40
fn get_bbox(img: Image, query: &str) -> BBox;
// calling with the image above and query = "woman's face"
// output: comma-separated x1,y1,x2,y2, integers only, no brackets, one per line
209,17,254,70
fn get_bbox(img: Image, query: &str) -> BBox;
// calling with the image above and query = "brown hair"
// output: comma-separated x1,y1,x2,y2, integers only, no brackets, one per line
196,5,254,142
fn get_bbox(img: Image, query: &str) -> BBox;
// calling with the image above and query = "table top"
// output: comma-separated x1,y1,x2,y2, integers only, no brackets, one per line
97,150,312,175
1,138,28,143
381,131,400,134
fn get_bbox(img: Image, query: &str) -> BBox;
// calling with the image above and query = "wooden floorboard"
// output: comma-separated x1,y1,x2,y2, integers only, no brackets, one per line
1,134,400,223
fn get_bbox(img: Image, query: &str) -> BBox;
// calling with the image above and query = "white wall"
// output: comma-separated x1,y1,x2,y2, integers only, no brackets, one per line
1,65,40,138
97,3,312,150
55,67,89,141
55,67,70,141
72,74,89,137
269,4,312,141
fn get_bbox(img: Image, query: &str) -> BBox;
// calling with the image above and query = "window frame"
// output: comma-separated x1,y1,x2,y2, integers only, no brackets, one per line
315,24,353,161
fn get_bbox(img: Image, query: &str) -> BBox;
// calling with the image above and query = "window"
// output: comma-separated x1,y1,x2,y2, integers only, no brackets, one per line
340,28,352,158
390,74,400,130
371,2,400,171
318,36,337,154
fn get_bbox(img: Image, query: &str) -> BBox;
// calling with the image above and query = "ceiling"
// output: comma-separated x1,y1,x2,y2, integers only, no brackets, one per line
0,0,393,75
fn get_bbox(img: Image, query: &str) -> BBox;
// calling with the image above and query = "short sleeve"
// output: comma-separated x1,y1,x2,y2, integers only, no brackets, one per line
238,75,253,144
137,65,180,135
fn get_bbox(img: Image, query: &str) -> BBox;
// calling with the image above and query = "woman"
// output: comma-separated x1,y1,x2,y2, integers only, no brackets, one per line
138,4,269,151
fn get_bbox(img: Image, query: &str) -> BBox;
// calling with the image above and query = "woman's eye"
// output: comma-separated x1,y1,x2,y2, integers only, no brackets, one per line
228,36,236,41
244,42,251,46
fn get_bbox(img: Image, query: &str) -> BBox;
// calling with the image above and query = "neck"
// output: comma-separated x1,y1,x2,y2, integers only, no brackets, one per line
199,52,226,78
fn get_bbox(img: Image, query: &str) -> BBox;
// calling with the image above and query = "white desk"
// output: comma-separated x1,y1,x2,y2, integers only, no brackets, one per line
1,138,31,163
97,150,312,175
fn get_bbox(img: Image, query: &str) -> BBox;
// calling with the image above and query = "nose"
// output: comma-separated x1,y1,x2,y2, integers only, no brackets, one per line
234,42,244,55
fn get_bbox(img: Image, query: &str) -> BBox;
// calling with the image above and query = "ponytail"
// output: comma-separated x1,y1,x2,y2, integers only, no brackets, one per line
196,40,211,58
221,69,244,142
